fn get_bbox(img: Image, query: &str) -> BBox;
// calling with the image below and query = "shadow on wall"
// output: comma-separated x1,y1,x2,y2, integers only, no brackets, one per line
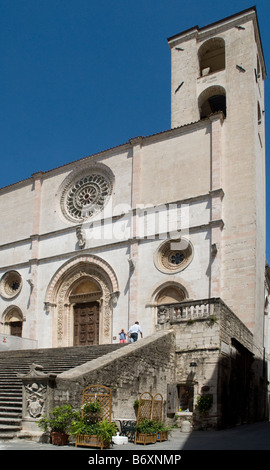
171,340,269,442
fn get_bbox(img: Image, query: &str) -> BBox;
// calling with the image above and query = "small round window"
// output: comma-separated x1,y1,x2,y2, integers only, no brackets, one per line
0,271,22,299
154,238,193,274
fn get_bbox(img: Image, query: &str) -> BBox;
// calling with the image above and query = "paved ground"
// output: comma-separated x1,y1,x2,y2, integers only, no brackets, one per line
1,421,270,451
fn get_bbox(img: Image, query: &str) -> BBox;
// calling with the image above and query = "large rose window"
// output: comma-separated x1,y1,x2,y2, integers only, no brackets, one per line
59,168,113,223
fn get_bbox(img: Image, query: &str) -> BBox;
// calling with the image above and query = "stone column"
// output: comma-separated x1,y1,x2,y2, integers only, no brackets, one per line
17,363,56,440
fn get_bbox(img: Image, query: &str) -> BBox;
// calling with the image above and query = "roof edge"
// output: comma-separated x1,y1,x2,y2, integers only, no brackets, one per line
167,6,257,43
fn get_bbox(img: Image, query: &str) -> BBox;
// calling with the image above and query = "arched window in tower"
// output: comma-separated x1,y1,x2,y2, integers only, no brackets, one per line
198,37,225,77
198,85,226,119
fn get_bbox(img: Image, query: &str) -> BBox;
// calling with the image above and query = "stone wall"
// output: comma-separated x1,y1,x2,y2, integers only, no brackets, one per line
51,298,267,430
165,298,264,428
54,329,176,420
18,298,268,438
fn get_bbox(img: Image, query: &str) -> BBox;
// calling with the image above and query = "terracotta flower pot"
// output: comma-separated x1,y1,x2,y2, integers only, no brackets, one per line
51,432,69,446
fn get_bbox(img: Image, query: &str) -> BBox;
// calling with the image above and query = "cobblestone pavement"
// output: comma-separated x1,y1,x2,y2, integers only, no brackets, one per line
1,421,270,451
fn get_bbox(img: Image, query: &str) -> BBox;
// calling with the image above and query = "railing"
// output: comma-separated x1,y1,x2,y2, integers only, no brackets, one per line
157,298,217,325
0,333,38,351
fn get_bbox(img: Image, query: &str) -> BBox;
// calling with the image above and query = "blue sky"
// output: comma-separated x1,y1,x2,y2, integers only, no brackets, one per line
0,0,269,261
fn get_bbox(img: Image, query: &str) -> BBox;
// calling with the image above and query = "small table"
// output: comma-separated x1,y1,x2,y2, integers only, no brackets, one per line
113,419,136,442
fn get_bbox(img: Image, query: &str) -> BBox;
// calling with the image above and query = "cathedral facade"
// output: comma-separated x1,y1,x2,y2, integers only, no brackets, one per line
0,6,269,373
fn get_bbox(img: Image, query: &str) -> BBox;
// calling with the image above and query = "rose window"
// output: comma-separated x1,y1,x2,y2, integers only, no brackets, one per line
61,173,112,223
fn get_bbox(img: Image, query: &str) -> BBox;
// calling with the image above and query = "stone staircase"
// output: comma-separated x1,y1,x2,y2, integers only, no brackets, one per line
0,343,125,439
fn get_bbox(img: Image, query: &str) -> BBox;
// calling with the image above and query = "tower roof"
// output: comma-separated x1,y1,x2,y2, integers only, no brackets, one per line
167,6,266,79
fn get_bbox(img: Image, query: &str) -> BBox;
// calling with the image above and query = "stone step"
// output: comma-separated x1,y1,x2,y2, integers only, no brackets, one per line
0,424,21,432
0,411,22,418
0,416,21,425
0,401,22,408
0,424,22,440
0,343,127,439
0,391,22,395
0,396,22,402
0,433,18,440
0,383,22,388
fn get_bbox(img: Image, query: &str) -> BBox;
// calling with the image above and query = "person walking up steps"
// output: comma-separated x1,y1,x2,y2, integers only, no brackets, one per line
128,321,143,343
119,329,127,343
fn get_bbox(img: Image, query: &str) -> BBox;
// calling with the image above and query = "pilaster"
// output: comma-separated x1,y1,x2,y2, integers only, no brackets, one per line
209,114,224,298
28,172,43,340
129,137,143,327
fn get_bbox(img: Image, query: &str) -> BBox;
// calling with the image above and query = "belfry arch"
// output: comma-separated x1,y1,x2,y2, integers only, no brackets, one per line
198,37,225,76
44,255,119,347
198,85,226,119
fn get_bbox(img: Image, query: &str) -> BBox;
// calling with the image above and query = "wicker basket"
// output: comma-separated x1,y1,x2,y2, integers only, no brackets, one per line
75,434,110,450
134,432,157,445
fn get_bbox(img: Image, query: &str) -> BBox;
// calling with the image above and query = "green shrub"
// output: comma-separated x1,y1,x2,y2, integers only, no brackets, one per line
196,394,213,414
38,404,74,433
135,418,171,434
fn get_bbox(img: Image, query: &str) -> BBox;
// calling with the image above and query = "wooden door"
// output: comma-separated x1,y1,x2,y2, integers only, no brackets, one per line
73,302,99,346
10,321,22,337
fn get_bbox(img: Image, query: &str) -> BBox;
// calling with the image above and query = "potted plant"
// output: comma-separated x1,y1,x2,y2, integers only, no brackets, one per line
72,419,118,450
196,394,213,415
134,418,158,445
153,420,171,442
81,400,102,423
133,399,139,417
96,419,118,447
38,404,74,446
70,403,118,450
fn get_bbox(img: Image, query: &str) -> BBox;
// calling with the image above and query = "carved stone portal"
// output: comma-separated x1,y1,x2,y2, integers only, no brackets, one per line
44,255,119,347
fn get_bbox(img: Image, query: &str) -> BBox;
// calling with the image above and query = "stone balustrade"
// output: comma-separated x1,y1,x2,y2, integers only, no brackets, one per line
157,298,217,325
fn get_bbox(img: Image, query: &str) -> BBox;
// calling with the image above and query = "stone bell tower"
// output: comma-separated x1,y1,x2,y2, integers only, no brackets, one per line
168,7,266,351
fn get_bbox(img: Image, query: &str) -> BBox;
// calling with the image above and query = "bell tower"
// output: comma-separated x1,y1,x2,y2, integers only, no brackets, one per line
168,7,265,129
168,7,267,347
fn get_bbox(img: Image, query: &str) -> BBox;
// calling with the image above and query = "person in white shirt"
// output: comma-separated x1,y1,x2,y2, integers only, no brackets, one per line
128,322,143,343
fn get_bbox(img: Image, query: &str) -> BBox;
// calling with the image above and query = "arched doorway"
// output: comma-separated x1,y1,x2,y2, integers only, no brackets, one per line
1,306,23,337
45,255,119,347
70,279,102,346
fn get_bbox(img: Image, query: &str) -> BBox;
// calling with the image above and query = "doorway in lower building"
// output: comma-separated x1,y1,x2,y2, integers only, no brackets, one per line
10,321,22,337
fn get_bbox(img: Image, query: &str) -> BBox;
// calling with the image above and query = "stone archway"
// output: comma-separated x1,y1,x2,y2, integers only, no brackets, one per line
155,285,186,305
146,281,190,329
44,255,119,347
1,306,24,337
151,280,189,305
